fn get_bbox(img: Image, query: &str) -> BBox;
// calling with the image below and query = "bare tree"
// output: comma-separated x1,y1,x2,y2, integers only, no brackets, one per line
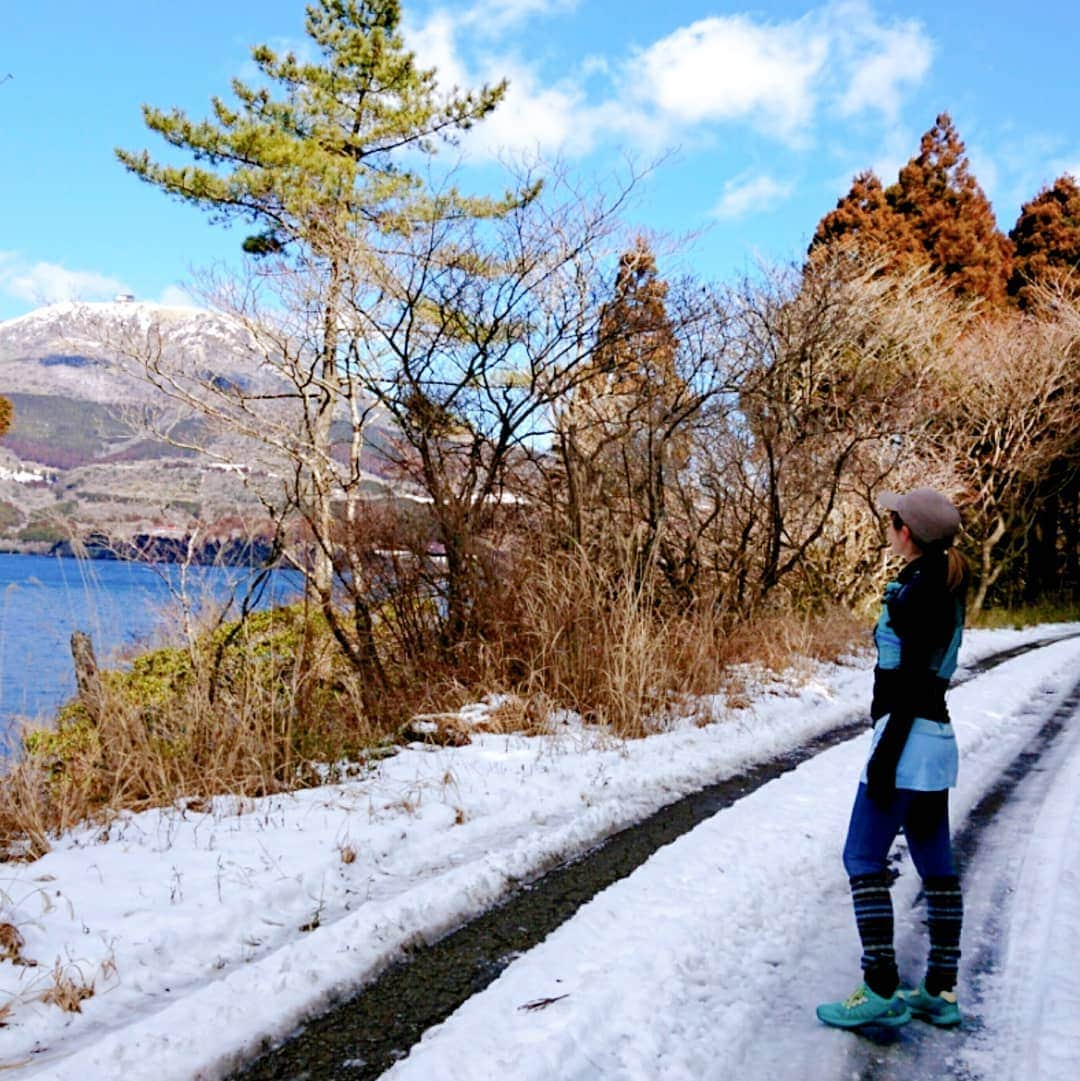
113,167,704,693
690,258,967,613
548,237,733,597
921,295,1080,611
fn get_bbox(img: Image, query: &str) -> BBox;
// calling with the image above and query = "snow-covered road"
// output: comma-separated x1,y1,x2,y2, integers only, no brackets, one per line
2,625,1079,1080
378,636,1080,1081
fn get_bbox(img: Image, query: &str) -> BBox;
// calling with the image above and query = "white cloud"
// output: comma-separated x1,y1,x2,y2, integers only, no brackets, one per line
158,285,199,308
0,253,129,306
832,2,932,121
711,173,795,220
464,0,578,36
408,11,471,92
408,9,598,159
633,16,829,139
408,2,934,162
463,65,594,157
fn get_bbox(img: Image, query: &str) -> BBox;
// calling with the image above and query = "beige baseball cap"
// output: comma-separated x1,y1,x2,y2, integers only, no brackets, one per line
879,488,961,546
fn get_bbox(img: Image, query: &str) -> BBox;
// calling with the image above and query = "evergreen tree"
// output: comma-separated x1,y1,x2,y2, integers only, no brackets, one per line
886,113,1013,305
115,0,525,707
808,170,923,273
0,395,11,439
560,239,686,565
810,115,1014,304
591,239,680,406
1008,174,1080,308
116,0,518,255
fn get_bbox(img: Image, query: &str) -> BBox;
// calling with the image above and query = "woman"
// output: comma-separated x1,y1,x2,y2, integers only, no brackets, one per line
817,488,968,1030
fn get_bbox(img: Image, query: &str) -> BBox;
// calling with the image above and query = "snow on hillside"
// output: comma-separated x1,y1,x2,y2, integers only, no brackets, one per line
1,300,222,351
0,300,262,406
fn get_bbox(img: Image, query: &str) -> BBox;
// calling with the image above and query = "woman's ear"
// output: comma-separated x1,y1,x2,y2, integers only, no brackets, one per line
898,523,922,559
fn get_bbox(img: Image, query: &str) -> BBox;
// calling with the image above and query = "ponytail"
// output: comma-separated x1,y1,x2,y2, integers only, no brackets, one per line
918,537,969,597
892,508,969,596
945,548,969,597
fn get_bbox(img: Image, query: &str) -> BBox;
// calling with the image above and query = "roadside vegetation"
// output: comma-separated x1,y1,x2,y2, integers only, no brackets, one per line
1,0,1078,860
968,601,1080,630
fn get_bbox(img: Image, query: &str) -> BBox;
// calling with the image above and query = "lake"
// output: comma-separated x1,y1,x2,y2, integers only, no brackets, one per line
0,552,302,743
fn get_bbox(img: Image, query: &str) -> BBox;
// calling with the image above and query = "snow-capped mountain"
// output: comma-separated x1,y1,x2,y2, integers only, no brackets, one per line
0,300,403,555
0,301,376,553
0,299,264,405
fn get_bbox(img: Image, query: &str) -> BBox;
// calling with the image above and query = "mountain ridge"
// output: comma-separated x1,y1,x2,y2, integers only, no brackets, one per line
0,300,398,558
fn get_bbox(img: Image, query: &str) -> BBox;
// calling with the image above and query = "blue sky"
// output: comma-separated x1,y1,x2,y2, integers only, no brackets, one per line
1,0,1077,322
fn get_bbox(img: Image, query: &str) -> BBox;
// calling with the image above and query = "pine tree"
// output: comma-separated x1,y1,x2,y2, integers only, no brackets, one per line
808,170,923,273
1006,174,1080,600
591,239,680,406
886,113,1013,304
0,395,11,438
115,0,525,706
116,0,518,256
1008,174,1080,308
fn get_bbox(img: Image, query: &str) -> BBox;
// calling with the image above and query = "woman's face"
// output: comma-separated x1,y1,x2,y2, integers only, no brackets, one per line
886,515,920,562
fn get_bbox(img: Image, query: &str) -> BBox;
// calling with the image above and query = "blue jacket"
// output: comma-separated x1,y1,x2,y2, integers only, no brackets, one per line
864,552,964,792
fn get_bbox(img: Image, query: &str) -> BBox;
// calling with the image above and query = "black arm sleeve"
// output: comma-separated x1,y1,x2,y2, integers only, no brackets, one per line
866,562,947,803
866,710,914,804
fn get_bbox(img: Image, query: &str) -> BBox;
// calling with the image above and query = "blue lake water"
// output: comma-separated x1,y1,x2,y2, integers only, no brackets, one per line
0,552,302,742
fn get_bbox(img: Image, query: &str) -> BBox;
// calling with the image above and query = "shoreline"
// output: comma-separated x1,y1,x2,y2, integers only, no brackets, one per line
0,535,279,567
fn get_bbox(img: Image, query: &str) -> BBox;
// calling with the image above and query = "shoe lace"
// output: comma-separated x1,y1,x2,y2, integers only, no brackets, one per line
843,987,868,1010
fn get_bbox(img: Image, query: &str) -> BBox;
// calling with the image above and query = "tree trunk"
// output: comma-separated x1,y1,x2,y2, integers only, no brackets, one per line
70,631,102,723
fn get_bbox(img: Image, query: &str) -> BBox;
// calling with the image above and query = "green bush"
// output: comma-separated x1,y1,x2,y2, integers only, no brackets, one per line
23,604,372,786
17,519,67,544
24,711,99,773
0,500,22,531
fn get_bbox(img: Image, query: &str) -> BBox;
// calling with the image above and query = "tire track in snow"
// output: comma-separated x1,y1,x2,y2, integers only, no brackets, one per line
231,635,1079,1081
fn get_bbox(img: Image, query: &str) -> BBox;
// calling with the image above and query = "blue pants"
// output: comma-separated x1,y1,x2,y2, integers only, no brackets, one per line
843,783,955,879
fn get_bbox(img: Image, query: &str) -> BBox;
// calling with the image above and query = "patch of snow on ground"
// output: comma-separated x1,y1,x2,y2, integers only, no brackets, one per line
1,624,1078,1079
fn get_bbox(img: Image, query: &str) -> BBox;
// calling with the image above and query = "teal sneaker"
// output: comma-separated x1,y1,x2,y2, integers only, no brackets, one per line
816,983,911,1029
900,984,962,1027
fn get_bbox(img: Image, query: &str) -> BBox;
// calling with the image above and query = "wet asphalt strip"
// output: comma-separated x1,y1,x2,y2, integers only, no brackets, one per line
231,633,1079,1081
833,667,1080,1080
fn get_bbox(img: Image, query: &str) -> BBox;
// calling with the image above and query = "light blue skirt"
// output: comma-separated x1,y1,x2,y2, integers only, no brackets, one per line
861,715,959,791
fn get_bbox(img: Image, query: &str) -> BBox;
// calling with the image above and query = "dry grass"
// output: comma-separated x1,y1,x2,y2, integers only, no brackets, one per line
713,604,867,672
0,922,27,966
0,546,867,862
0,605,394,861
486,547,866,739
39,961,95,1013
969,600,1080,630
471,695,554,737
399,713,473,747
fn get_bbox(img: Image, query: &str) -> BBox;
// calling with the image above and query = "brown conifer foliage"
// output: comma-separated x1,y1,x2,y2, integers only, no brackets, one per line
590,238,680,405
556,238,701,586
0,396,11,438
808,170,923,273
1008,174,1080,308
886,113,1013,305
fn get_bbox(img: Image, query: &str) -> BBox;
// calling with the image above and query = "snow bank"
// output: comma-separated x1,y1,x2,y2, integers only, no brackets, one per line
1,624,1077,1078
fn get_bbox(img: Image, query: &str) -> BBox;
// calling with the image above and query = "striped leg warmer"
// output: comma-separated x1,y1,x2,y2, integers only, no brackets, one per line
849,872,898,997
924,875,963,995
